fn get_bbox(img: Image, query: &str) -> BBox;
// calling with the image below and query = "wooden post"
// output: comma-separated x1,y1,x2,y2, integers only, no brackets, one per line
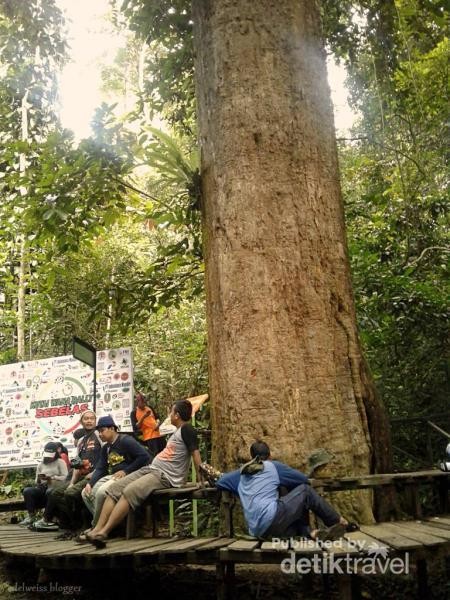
438,477,449,513
416,558,428,598
221,492,234,537
126,509,136,539
216,561,235,600
169,499,175,536
409,483,422,519
336,574,353,600
425,426,433,466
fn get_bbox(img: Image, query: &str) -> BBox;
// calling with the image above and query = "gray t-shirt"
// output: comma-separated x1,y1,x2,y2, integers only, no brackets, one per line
149,424,198,487
35,458,68,488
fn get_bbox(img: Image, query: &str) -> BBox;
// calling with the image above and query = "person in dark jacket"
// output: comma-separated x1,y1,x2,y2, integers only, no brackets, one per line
81,415,150,529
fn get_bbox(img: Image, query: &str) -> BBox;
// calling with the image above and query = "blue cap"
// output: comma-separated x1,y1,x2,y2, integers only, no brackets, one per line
96,415,117,429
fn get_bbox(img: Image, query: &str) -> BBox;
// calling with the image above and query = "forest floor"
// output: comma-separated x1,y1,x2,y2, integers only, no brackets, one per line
0,553,448,599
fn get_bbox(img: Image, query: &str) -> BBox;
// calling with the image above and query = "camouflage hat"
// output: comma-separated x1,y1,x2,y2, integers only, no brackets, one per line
307,448,334,476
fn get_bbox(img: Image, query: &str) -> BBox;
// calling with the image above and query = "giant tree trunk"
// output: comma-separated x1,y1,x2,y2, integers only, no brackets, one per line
192,0,391,523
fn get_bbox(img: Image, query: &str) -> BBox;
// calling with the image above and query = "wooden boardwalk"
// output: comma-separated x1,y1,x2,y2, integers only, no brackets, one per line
0,516,449,569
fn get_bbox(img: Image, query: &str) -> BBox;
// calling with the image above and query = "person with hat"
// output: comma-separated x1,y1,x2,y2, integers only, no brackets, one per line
31,410,103,534
210,441,355,541
19,442,68,527
79,415,149,533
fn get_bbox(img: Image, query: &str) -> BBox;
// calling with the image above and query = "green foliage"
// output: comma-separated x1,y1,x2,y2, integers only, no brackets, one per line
328,0,449,426
118,0,195,134
0,469,34,500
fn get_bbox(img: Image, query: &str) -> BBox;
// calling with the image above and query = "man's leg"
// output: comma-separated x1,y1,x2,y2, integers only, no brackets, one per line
81,476,112,521
91,477,117,526
62,478,89,530
44,482,69,522
89,466,153,535
93,496,117,531
23,486,46,514
94,471,171,538
265,483,341,537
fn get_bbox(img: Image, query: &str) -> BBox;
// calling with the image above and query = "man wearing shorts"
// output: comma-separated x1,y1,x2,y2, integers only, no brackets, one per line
84,399,203,547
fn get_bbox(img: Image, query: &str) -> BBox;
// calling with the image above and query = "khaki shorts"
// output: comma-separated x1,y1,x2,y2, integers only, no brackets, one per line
105,465,171,510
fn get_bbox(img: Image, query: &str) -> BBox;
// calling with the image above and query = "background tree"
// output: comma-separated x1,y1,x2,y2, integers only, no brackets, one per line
322,0,449,464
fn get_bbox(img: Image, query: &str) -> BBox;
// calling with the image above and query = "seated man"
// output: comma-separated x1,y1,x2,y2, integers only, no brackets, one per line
80,415,150,531
32,410,103,534
213,441,351,541
83,399,204,547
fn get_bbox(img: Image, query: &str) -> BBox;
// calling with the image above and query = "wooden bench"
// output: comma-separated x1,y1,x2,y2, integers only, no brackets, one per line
0,499,25,513
126,469,449,540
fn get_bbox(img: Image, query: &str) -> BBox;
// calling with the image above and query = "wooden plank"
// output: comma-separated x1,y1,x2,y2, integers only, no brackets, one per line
424,517,450,530
391,521,450,541
260,539,322,554
0,500,25,512
63,537,179,557
194,537,235,552
161,537,220,554
0,538,57,549
134,537,211,556
382,522,446,546
344,530,390,554
323,539,361,556
224,540,260,552
425,516,450,527
311,470,449,491
360,524,422,550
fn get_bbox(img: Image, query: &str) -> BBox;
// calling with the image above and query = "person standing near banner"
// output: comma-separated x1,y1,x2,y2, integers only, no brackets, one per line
130,392,165,460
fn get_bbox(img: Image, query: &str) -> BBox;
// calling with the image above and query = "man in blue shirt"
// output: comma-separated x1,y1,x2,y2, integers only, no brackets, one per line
215,441,349,540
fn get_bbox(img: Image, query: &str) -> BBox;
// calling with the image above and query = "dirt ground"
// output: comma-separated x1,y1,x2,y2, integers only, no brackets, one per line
1,555,449,600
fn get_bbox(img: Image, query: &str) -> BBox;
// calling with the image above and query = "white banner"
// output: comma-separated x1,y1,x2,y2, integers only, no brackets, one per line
0,347,133,468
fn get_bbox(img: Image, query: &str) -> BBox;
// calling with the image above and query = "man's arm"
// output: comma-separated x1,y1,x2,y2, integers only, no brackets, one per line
216,470,240,495
85,447,107,488
191,449,203,484
120,435,150,474
273,461,309,489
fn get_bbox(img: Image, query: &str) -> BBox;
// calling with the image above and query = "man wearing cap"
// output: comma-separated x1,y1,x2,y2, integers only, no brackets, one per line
19,442,68,527
80,415,149,530
32,410,103,533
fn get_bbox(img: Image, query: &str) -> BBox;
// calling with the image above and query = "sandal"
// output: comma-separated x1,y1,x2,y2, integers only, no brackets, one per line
74,529,93,544
55,531,75,541
315,522,346,542
87,532,107,549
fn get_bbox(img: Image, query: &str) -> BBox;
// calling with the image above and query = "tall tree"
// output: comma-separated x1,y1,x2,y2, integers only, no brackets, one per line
192,0,391,521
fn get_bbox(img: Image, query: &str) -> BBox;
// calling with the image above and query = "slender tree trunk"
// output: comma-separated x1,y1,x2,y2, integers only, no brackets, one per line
193,0,392,522
17,90,29,361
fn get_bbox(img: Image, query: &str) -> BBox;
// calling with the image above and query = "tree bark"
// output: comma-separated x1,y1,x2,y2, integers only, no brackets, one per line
192,0,391,522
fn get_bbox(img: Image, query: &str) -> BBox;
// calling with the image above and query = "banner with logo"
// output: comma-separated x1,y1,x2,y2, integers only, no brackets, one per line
0,348,133,468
